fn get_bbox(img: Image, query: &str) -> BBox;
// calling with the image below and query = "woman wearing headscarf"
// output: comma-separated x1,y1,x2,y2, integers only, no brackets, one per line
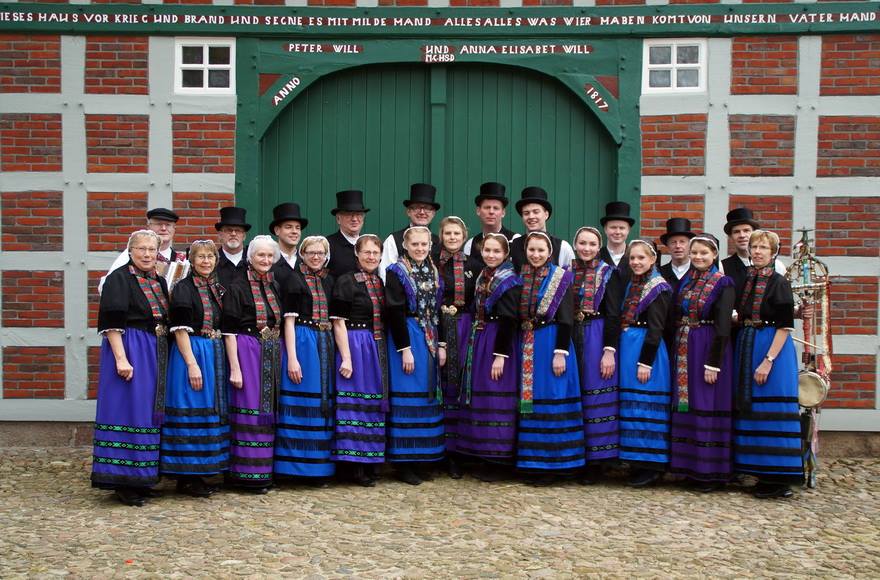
92,230,169,507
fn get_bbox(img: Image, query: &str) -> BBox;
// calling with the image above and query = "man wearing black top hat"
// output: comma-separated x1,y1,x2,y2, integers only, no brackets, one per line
463,181,520,266
215,206,251,287
507,186,575,271
326,190,369,278
658,217,696,293
379,183,441,280
720,207,786,293
98,207,188,294
269,202,308,289
599,201,635,282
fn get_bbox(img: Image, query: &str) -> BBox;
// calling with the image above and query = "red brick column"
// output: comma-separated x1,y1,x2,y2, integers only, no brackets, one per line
85,114,149,173
2,271,65,328
0,114,62,172
172,114,235,173
86,191,148,251
2,347,66,399
820,34,880,96
816,196,880,258
85,36,149,95
729,115,795,177
0,34,61,93
1,191,64,251
817,116,880,177
641,114,707,176
730,36,798,95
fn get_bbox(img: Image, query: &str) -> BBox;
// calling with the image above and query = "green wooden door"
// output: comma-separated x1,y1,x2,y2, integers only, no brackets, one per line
260,63,617,239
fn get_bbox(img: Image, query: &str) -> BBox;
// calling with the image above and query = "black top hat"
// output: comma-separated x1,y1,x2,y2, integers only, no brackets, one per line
269,202,308,232
403,183,440,210
600,201,634,226
659,217,695,245
474,182,509,207
515,186,553,216
331,190,370,215
215,206,251,231
146,207,179,223
723,207,760,235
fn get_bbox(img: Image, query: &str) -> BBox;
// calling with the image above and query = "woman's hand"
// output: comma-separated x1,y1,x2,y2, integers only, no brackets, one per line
637,365,652,384
438,346,447,368
704,368,718,385
552,353,566,377
187,362,203,391
402,349,415,375
754,359,772,385
116,359,134,382
229,368,243,389
287,357,303,384
600,351,616,380
339,358,353,380
491,355,505,381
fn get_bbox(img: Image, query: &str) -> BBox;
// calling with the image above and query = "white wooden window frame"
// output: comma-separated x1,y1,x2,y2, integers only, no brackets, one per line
174,38,236,95
642,38,708,94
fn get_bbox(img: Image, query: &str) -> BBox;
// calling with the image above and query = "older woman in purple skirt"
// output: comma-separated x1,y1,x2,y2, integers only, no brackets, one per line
92,230,169,507
669,234,735,492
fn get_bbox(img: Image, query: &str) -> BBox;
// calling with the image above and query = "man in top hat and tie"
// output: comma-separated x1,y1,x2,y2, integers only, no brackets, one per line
98,207,188,294
720,207,786,292
658,217,696,294
599,201,635,281
326,190,369,278
215,206,251,287
463,181,520,267
269,202,308,289
508,186,575,271
379,183,441,280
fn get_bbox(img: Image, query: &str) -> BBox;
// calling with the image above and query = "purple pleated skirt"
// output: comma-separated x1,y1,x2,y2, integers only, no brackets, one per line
578,319,620,462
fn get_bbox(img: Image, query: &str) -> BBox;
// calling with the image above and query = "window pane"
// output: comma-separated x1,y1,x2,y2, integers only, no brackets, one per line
649,69,671,88
182,69,204,88
208,69,230,88
649,46,671,65
677,45,700,65
677,69,699,88
181,46,203,65
208,46,230,65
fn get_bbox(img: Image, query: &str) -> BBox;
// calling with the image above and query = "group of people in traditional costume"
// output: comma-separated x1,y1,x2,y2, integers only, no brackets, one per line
91,182,804,506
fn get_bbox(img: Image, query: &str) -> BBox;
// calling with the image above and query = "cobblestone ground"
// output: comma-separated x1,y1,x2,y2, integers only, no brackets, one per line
1,448,878,579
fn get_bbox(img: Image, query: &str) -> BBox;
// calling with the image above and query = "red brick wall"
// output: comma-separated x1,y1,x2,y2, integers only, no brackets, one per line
1,191,63,251
84,36,149,95
0,113,62,172
729,114,795,177
172,114,235,173
727,195,792,255
820,34,880,96
639,195,705,243
85,114,149,173
86,191,148,251
87,270,102,328
815,196,880,258
825,355,877,409
2,271,64,328
87,346,100,399
817,116,880,177
236,0,284,4
730,36,798,95
2,347,65,399
595,0,644,4
172,192,237,242
828,276,879,335
0,34,61,94
641,114,707,176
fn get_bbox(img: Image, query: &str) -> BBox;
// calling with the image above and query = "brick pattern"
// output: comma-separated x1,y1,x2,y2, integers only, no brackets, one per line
828,276,879,335
162,0,211,3
0,34,61,94
85,36,149,95
817,116,880,178
85,114,149,173
669,0,718,4
235,0,284,3
595,0,645,4
88,270,103,328
308,0,356,5
172,115,235,173
727,195,792,256
641,114,707,176
729,115,795,177
820,34,880,96
522,0,572,5
449,0,499,5
0,113,62,172
88,346,101,400
377,0,427,4
815,197,880,258
639,195,705,245
1,191,63,251
2,271,64,328
87,191,148,251
730,36,798,95
172,192,237,243
824,355,877,409
2,347,65,399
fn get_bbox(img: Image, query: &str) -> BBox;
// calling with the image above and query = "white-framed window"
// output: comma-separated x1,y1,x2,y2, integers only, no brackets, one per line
642,39,707,93
174,38,235,94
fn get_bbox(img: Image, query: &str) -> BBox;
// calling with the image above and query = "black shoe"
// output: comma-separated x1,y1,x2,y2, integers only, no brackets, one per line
753,483,793,499
578,467,602,486
628,469,661,488
417,467,435,482
140,488,163,498
306,478,330,489
447,459,463,480
115,488,146,507
473,465,507,483
693,481,723,493
527,474,557,487
248,486,270,495
177,477,214,498
397,467,422,486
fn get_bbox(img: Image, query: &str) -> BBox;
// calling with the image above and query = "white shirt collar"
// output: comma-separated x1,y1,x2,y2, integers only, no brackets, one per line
671,261,691,279
159,247,173,261
340,230,359,245
224,248,243,266
607,247,625,265
280,248,297,268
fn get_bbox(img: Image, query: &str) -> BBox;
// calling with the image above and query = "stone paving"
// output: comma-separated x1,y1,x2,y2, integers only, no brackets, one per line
1,448,878,579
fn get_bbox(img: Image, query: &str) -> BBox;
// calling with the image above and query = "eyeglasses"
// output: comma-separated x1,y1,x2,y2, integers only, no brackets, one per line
358,251,381,257
131,246,159,254
303,251,327,258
